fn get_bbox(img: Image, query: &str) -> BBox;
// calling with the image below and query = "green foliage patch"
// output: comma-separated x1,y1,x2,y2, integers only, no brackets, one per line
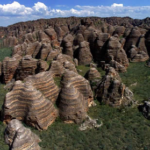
77,65,90,76
0,47,12,62
120,62,150,102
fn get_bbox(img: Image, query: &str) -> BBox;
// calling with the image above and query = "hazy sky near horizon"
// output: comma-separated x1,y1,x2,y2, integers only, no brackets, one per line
0,0,150,26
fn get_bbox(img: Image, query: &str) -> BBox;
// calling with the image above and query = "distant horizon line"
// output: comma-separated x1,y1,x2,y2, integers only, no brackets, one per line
1,16,150,28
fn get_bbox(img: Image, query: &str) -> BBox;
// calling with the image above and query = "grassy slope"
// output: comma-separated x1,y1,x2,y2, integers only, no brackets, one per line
120,62,150,102
0,47,12,62
0,62,150,149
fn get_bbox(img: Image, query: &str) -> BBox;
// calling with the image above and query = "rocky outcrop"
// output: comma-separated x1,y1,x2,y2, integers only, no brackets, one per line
37,59,49,72
79,115,103,131
1,55,51,82
12,42,28,56
124,27,141,52
5,119,41,150
2,36,18,47
25,71,60,103
85,68,101,81
49,60,65,77
56,53,74,65
62,34,74,57
94,33,110,61
2,54,21,83
109,60,127,72
96,67,134,107
113,26,125,37
59,70,93,123
15,55,38,80
105,35,129,70
78,41,93,65
3,79,58,130
140,101,150,119
128,45,149,62
47,48,61,60
49,53,77,77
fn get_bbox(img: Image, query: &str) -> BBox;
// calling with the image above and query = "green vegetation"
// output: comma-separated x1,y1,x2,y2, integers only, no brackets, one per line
0,62,150,149
54,76,62,88
0,47,12,62
0,36,6,44
47,60,52,66
77,65,90,76
0,84,9,150
120,62,150,102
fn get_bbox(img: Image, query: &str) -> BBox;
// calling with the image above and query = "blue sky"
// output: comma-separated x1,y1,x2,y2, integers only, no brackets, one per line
0,0,150,26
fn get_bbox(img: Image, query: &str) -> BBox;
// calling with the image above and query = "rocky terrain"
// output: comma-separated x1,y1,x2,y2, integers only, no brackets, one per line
0,16,150,149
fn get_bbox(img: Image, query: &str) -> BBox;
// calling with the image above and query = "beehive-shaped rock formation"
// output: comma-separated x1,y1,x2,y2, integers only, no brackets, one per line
3,80,58,130
105,36,129,70
37,59,49,72
15,55,38,80
62,34,74,57
124,27,141,52
85,68,101,81
96,67,134,107
49,60,65,77
59,70,93,123
128,45,149,62
5,119,41,150
78,41,93,65
94,33,110,61
2,54,22,83
25,71,60,103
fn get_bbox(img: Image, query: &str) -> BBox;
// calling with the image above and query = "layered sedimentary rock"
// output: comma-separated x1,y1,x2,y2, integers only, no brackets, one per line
2,55,21,83
62,34,74,57
106,36,129,67
49,59,77,77
2,36,18,47
49,60,65,77
23,33,35,44
113,26,125,37
25,71,60,103
85,68,101,81
37,59,49,72
5,119,41,150
96,67,134,107
109,60,127,72
49,53,76,76
63,61,77,73
45,27,57,40
47,48,61,60
12,42,28,56
78,41,93,65
128,45,149,62
26,41,41,56
56,53,74,65
3,80,58,130
15,55,38,80
124,27,141,52
74,33,84,46
94,33,110,61
59,70,93,123
40,42,52,60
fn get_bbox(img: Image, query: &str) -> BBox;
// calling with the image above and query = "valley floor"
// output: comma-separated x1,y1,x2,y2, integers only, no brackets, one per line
1,62,150,150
